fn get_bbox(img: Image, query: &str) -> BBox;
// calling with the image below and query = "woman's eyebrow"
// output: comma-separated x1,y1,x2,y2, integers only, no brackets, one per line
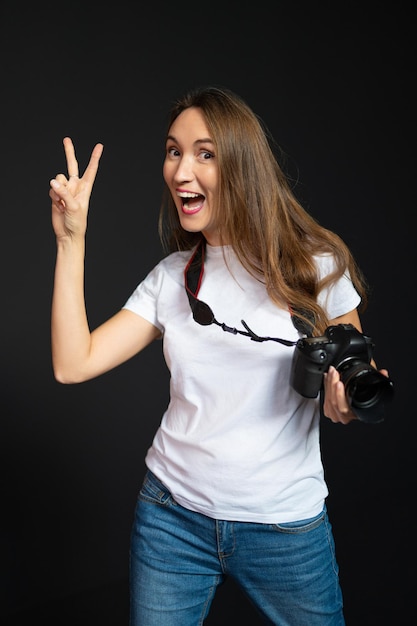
166,134,214,146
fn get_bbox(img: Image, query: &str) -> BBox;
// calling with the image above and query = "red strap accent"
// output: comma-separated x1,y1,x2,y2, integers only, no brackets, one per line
184,240,205,298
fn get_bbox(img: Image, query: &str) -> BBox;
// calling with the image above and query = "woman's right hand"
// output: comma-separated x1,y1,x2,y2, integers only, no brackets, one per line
49,137,103,240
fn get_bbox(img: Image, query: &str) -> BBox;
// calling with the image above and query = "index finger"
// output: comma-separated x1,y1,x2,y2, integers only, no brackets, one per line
63,137,79,177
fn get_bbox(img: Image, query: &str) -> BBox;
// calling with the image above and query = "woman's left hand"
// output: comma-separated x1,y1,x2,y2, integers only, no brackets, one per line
322,365,389,424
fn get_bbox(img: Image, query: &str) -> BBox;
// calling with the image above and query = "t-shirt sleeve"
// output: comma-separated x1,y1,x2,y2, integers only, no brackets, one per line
316,255,361,319
122,264,164,332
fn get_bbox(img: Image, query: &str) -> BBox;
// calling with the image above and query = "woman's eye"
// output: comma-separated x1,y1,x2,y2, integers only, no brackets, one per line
167,147,180,157
200,151,214,160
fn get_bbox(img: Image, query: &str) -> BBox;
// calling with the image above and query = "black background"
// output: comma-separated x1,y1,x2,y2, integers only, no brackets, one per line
2,2,414,624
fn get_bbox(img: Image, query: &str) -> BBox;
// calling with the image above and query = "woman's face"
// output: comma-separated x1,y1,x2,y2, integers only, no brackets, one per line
163,107,221,246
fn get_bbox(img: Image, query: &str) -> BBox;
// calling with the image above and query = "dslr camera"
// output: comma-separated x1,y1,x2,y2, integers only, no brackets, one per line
290,323,393,423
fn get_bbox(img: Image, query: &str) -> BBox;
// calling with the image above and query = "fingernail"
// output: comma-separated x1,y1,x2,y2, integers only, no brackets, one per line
50,179,60,188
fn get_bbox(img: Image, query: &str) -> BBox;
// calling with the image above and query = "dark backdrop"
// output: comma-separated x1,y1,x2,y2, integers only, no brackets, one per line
1,2,414,625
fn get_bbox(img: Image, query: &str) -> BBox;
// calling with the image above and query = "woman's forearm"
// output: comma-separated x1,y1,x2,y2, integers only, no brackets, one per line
51,236,92,383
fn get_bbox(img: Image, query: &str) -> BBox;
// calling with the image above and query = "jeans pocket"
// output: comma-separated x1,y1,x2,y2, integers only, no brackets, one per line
138,469,176,506
272,507,326,534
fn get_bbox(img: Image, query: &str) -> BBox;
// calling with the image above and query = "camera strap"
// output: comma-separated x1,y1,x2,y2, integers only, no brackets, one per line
184,239,308,345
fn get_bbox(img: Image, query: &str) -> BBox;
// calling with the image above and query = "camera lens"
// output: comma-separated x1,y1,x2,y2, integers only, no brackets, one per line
339,360,394,423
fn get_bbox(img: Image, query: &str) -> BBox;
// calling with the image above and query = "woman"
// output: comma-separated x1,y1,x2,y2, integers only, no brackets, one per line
49,86,388,625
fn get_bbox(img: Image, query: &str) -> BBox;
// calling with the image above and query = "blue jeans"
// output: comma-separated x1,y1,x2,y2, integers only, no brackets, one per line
129,469,345,625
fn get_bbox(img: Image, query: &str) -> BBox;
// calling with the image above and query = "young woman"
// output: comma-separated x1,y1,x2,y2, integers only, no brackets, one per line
49,86,389,625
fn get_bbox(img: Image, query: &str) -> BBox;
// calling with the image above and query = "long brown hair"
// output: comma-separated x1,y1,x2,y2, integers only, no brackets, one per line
158,85,368,335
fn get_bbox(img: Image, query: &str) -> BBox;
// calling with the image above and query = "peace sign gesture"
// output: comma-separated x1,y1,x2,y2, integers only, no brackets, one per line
49,137,103,240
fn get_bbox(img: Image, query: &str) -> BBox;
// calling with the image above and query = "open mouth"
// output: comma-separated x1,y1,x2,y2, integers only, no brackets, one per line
177,191,205,214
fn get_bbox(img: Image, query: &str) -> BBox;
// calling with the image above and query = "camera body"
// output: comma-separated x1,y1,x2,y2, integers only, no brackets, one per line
290,323,393,423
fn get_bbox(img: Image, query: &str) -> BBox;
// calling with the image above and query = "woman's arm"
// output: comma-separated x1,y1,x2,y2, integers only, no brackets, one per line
50,138,160,384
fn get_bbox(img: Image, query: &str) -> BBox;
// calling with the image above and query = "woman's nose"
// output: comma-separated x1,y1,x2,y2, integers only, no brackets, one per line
174,156,194,182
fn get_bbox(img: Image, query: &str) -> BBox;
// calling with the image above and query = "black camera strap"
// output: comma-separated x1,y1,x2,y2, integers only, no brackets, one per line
183,240,333,417
184,239,306,345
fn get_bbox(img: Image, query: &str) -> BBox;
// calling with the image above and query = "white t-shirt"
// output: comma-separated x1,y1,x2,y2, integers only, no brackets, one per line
123,244,361,523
